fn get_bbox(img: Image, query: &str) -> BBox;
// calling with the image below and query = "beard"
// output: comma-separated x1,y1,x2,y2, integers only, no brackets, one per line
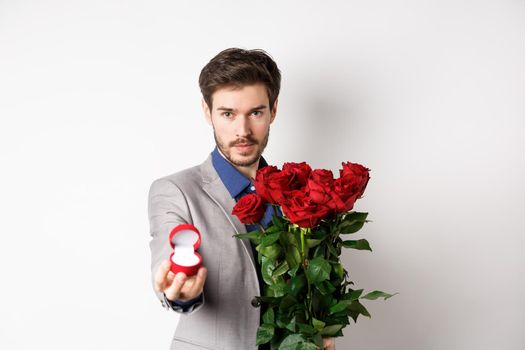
213,127,270,167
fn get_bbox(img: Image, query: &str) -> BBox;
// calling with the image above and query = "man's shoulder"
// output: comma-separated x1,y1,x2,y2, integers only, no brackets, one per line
150,164,202,192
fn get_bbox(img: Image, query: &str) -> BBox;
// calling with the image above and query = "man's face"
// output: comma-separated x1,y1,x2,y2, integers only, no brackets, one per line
202,83,278,168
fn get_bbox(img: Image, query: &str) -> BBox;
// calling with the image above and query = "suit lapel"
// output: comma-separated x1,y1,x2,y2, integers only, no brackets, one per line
200,154,257,273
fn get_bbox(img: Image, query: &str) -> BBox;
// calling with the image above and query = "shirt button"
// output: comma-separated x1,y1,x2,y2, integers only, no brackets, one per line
250,186,255,191
251,297,261,308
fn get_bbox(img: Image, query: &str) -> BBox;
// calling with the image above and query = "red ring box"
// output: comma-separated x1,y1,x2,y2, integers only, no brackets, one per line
169,224,202,277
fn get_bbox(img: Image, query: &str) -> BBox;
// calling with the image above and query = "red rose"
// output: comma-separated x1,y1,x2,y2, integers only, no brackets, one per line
306,169,346,213
307,169,334,202
280,190,332,228
232,193,267,224
253,166,280,203
254,166,295,205
334,176,360,212
339,162,370,198
282,162,311,189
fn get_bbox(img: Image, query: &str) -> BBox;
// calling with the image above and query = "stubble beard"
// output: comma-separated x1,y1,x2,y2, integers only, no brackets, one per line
214,127,270,167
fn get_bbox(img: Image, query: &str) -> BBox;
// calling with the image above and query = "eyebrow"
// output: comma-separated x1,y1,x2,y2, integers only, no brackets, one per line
216,104,267,112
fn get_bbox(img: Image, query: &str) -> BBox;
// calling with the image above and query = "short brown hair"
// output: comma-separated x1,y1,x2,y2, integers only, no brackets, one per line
198,48,281,110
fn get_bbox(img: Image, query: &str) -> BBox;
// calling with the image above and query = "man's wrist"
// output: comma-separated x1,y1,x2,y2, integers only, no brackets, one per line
163,293,203,313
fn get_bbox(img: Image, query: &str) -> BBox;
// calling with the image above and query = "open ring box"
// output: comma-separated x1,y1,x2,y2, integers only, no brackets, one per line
169,224,202,277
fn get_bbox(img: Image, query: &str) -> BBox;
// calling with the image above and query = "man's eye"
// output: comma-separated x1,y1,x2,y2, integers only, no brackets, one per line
252,111,262,117
222,112,232,117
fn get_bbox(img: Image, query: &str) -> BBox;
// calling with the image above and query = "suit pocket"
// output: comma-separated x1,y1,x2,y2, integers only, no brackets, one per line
171,336,218,350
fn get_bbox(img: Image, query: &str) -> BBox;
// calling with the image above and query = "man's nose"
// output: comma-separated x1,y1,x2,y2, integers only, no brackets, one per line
235,115,252,138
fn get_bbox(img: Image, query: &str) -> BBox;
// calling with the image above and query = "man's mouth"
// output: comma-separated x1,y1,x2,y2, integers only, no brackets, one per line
234,143,255,150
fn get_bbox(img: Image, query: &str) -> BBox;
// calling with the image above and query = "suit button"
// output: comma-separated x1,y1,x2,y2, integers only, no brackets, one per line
251,297,260,308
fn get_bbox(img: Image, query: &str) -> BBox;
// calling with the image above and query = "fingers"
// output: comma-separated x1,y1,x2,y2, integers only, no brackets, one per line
155,260,207,301
164,272,187,301
166,271,175,284
154,259,172,293
185,267,207,298
322,337,335,350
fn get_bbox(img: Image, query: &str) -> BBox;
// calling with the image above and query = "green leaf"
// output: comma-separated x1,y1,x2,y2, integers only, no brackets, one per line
315,280,336,295
275,313,290,329
338,212,368,234
278,334,305,350
298,342,318,350
261,256,277,285
285,315,297,332
312,244,325,258
297,322,316,335
255,323,274,345
312,317,326,331
265,281,286,297
279,295,299,312
321,324,343,336
341,239,372,251
312,333,323,349
272,261,289,277
326,242,339,258
306,238,323,248
262,307,274,324
260,232,281,247
233,230,261,243
271,214,282,229
349,300,371,318
285,246,301,269
332,262,344,279
265,224,280,234
330,313,351,325
306,257,332,284
287,264,300,277
361,290,398,300
346,289,364,301
329,300,351,314
289,274,307,296
339,221,365,234
284,231,298,246
344,211,368,222
257,243,282,259
317,293,334,313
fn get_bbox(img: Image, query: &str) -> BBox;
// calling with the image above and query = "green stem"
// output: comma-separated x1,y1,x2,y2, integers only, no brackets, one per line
272,204,279,218
300,228,309,320
300,228,306,262
300,227,315,323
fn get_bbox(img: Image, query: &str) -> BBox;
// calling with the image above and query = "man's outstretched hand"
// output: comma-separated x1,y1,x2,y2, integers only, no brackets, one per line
154,259,207,301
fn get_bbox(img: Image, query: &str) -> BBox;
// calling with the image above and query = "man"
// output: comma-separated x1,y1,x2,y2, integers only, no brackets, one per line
148,48,335,350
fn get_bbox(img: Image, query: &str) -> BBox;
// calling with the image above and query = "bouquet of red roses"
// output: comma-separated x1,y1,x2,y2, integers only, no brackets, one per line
232,161,395,350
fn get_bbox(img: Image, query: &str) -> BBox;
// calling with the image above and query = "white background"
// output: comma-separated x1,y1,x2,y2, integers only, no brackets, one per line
1,1,524,349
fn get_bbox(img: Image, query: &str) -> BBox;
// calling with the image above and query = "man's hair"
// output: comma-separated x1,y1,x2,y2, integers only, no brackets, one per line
199,48,281,110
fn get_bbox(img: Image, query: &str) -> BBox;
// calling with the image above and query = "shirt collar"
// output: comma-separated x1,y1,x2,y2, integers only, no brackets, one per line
211,145,268,199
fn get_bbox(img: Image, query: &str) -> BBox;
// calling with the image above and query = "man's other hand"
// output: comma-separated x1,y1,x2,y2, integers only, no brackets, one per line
154,259,207,301
322,337,335,350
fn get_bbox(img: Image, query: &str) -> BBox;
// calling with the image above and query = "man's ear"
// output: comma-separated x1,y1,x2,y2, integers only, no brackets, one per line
270,97,278,124
202,98,212,125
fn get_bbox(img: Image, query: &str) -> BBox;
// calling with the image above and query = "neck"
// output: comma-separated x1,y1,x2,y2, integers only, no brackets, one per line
236,162,259,180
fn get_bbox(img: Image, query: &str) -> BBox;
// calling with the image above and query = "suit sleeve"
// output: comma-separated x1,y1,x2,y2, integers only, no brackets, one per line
147,178,204,314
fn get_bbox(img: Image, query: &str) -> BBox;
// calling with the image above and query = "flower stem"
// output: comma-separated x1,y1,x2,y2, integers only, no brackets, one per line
300,227,315,323
272,204,279,218
300,228,309,320
300,228,306,262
